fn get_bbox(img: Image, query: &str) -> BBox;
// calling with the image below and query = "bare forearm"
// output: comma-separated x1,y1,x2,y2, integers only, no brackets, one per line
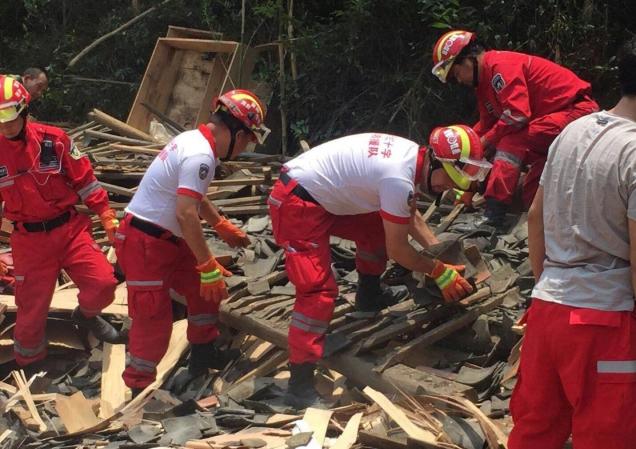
388,241,437,275
178,210,212,264
199,197,223,227
409,211,439,248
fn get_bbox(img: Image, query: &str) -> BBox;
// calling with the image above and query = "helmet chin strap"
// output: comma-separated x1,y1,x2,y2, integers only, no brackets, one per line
425,151,444,206
471,56,479,88
220,129,238,162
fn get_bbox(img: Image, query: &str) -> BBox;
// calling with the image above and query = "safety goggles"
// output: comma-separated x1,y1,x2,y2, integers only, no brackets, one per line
0,105,20,123
431,58,456,83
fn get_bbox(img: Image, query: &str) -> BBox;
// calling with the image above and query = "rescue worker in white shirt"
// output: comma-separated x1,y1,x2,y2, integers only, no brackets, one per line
267,130,474,408
114,89,269,395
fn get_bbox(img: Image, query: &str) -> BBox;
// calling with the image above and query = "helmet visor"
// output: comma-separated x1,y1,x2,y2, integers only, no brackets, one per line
0,105,20,123
442,161,490,191
431,58,456,83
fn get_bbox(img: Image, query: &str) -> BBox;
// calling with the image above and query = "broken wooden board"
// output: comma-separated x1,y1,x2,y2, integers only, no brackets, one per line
362,386,439,447
303,407,333,447
99,343,128,419
332,412,363,449
55,391,101,434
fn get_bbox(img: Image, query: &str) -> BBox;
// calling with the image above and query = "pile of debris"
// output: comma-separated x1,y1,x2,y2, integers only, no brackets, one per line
0,27,531,449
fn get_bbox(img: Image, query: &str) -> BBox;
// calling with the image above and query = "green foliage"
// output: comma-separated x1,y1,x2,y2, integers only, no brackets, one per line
0,0,634,150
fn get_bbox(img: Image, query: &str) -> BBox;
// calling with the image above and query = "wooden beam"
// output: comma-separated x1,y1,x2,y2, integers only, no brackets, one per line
159,37,238,53
90,109,156,142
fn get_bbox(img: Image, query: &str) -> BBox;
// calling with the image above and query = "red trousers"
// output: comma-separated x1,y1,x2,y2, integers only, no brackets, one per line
12,213,117,366
485,97,598,207
268,179,387,364
114,214,219,389
509,299,636,449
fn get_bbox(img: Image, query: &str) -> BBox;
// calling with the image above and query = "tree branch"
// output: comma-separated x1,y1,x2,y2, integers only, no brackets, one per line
68,0,175,68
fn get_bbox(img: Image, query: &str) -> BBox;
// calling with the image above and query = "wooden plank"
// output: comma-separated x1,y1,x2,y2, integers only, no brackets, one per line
118,320,189,415
159,37,238,53
166,25,222,40
303,407,333,447
55,391,101,433
0,285,128,315
434,203,464,235
219,205,269,216
332,412,363,449
209,177,277,187
99,181,136,198
109,143,162,155
11,370,47,433
84,129,154,146
196,56,228,127
362,386,438,446
99,343,128,419
90,109,156,142
127,39,182,131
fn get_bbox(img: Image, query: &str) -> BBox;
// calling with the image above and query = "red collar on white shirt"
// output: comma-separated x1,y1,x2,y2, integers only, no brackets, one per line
198,124,217,159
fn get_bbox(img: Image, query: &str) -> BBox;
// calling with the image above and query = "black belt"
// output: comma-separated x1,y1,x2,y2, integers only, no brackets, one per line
130,216,179,244
280,172,318,204
18,211,71,232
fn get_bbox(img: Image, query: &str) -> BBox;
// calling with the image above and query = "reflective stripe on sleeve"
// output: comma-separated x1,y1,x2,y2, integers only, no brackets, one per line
597,360,636,374
77,180,101,201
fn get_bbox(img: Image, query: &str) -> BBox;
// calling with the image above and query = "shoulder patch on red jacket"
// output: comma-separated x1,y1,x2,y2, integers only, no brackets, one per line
491,73,506,92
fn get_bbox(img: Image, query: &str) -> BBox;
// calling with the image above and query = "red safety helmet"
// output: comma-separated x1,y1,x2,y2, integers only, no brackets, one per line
213,89,270,144
0,75,30,123
431,30,476,83
429,125,491,190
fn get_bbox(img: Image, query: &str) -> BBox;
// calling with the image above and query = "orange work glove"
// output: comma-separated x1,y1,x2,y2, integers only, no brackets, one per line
453,189,474,207
430,260,473,303
99,209,119,243
0,261,8,276
196,257,230,304
213,217,250,248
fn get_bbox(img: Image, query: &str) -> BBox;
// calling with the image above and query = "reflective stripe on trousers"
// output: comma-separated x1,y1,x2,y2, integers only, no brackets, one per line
290,311,329,335
188,313,218,326
128,354,158,373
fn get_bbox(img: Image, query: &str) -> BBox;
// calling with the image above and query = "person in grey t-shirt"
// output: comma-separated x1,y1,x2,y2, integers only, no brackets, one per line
508,38,636,449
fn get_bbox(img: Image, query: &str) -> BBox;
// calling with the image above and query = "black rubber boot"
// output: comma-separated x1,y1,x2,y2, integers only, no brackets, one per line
131,387,144,399
188,342,241,377
355,274,409,313
71,306,128,344
284,363,322,410
483,198,509,230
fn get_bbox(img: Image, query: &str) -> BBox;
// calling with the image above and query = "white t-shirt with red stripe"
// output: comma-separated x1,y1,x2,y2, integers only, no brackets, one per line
285,133,424,224
126,125,217,236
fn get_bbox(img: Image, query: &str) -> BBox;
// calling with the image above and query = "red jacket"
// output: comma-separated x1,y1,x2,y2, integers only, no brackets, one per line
473,50,593,147
0,121,109,222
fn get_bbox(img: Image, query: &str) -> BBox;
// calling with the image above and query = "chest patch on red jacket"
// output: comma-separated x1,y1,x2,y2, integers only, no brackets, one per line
491,73,506,92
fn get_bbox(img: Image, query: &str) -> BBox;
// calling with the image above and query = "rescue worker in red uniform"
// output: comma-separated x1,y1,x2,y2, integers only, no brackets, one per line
268,130,475,409
432,30,599,227
114,90,269,396
0,76,124,367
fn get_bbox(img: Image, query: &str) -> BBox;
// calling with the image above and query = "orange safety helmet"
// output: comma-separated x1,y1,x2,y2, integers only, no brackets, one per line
429,124,491,190
0,75,30,123
213,89,270,144
431,30,476,83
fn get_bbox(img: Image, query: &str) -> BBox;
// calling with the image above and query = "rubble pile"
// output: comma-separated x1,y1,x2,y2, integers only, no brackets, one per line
0,26,532,449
